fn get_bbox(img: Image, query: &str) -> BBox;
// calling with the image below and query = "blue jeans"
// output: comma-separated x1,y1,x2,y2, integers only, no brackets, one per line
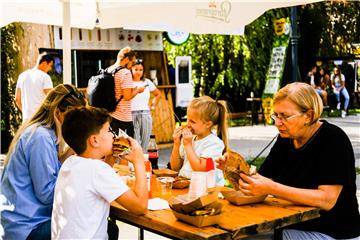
334,88,350,110
26,220,51,240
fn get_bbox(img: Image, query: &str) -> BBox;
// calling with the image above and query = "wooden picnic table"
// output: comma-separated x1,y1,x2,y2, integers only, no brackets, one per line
110,176,320,240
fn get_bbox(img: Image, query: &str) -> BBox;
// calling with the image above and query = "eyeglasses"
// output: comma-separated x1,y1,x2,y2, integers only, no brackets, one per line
270,113,302,123
135,59,143,65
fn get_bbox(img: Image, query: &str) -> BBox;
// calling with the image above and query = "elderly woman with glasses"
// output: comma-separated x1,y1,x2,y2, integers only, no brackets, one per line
217,82,360,240
1,84,86,240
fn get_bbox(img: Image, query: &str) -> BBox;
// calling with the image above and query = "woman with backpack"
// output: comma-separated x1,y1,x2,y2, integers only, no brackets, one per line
107,46,144,137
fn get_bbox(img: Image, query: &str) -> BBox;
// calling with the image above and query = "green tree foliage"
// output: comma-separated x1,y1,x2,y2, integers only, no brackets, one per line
298,1,360,78
165,2,359,112
164,9,284,112
1,23,22,152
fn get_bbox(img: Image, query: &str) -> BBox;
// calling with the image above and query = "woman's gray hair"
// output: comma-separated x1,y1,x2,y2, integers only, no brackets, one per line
274,82,323,124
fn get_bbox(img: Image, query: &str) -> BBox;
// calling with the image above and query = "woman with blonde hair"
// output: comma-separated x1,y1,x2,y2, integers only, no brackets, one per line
1,84,86,240
170,96,228,185
107,46,144,137
217,82,359,239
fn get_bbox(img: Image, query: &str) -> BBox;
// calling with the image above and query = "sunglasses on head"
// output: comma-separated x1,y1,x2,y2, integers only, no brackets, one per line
59,87,85,110
135,59,143,65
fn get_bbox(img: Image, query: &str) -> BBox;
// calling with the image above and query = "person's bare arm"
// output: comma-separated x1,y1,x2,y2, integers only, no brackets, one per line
115,138,148,215
15,88,22,111
150,88,161,110
122,87,145,101
170,127,183,171
182,128,207,171
43,88,52,95
239,173,342,211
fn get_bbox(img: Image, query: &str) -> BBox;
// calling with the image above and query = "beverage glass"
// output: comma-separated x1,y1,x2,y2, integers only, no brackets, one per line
156,177,174,199
188,172,207,200
127,175,136,189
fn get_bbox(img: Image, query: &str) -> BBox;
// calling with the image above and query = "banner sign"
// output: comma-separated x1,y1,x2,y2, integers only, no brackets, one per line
54,27,163,51
262,18,290,124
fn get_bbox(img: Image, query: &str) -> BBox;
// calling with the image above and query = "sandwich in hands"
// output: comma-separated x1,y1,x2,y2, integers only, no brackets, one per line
113,137,131,156
223,150,255,190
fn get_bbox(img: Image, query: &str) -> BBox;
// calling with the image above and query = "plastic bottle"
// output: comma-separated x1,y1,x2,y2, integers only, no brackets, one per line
147,135,159,169
206,158,215,189
144,154,152,198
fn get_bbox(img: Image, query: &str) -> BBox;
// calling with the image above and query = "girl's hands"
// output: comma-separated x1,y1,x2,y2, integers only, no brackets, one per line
238,173,273,196
214,152,228,170
181,128,193,146
172,126,183,144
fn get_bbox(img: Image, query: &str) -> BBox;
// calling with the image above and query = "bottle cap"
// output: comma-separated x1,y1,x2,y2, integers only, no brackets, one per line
205,158,214,171
150,134,155,138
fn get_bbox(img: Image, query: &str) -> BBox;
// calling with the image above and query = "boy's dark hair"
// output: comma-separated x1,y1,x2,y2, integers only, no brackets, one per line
62,106,112,154
38,52,54,65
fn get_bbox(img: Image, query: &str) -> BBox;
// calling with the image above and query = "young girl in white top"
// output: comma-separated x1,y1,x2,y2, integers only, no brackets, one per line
170,96,228,185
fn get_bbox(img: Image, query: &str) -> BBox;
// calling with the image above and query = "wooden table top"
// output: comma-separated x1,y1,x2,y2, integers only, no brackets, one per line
110,177,320,240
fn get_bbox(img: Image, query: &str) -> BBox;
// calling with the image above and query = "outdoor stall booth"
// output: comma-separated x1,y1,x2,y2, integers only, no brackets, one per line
49,27,177,143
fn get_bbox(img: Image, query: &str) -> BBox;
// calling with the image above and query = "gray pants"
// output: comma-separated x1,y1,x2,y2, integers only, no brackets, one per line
132,110,152,152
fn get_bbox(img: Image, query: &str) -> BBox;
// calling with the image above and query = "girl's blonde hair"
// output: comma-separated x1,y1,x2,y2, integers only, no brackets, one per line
4,84,86,166
188,96,229,152
274,82,323,124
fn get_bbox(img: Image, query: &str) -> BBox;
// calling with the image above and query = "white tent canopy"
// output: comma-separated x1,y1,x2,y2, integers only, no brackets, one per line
1,0,322,83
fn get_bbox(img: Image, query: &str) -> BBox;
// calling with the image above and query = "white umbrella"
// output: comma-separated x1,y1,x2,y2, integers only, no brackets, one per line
1,0,323,84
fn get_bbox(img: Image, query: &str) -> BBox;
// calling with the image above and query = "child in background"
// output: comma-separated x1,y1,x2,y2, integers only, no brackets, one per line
169,96,228,185
51,106,148,240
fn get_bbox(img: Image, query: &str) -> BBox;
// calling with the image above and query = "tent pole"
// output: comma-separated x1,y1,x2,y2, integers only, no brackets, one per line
290,6,299,82
63,1,71,84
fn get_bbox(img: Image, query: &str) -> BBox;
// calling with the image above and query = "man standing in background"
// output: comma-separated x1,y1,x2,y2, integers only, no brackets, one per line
15,52,54,122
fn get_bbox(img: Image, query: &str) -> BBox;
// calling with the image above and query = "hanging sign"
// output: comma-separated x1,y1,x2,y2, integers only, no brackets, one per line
165,32,190,45
262,18,290,124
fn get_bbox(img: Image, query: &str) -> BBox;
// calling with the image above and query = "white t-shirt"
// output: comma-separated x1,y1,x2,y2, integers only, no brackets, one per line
16,68,53,121
330,73,345,88
178,133,224,183
131,79,156,111
51,156,129,239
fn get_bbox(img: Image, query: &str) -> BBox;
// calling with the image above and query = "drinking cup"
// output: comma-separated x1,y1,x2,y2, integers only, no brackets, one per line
156,177,174,199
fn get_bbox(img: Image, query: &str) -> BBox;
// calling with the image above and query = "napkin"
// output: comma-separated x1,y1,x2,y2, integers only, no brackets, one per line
148,197,170,210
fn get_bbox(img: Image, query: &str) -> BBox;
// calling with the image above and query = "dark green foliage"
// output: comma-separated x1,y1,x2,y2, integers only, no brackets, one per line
1,23,22,153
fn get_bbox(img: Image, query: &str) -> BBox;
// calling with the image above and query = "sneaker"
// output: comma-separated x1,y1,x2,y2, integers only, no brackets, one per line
341,110,346,118
337,102,341,110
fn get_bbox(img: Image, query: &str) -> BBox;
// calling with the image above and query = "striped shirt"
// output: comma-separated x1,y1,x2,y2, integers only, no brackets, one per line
111,68,134,122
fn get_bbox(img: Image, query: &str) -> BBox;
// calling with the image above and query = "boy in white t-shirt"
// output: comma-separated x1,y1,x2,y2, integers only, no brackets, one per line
51,106,148,240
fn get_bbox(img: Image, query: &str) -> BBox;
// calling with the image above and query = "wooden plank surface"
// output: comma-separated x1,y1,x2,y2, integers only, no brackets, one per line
111,202,231,240
217,197,319,239
110,182,320,240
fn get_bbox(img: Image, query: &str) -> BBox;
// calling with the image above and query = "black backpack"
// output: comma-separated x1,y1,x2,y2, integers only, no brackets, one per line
87,66,124,112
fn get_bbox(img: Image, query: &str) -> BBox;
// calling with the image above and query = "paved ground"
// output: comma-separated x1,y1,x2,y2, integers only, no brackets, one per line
117,113,359,239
